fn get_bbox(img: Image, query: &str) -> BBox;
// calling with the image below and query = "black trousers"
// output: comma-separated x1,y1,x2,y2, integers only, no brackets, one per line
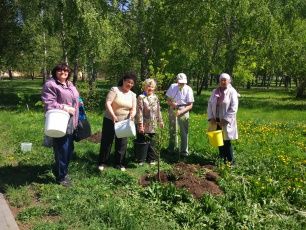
218,140,234,164
135,133,156,162
217,121,234,164
99,117,127,166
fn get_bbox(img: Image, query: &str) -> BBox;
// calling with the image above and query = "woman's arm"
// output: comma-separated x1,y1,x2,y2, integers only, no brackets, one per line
157,97,164,128
105,88,118,122
105,100,117,122
136,96,144,133
207,90,216,120
223,90,238,122
129,93,137,119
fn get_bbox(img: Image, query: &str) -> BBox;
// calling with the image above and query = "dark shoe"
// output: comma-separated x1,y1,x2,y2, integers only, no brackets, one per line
230,162,236,168
166,148,175,154
58,176,72,187
180,152,189,157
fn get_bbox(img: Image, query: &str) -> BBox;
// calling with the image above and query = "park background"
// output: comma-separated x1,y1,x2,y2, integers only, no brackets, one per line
0,0,305,229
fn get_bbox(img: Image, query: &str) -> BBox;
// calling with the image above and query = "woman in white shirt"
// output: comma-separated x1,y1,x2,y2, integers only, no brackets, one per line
207,73,239,165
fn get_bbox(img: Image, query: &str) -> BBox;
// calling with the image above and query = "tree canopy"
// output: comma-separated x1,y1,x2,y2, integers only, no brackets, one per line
0,0,305,97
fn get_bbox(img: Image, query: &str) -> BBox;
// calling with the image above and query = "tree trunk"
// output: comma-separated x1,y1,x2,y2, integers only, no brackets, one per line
138,0,148,81
279,76,283,87
73,59,79,86
209,74,213,86
82,65,86,81
296,78,305,98
246,81,251,89
42,67,48,84
284,75,291,89
88,58,96,91
267,76,271,89
275,75,279,86
60,9,68,64
261,75,266,87
8,68,13,80
196,73,209,96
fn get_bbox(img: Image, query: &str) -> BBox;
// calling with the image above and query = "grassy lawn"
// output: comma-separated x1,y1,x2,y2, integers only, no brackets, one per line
0,79,305,229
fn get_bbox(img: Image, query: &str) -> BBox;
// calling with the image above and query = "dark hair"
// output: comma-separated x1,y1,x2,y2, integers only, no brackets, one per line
51,63,71,80
118,72,137,87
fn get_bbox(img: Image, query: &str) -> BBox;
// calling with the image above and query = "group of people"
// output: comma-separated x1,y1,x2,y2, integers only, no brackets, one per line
41,62,239,187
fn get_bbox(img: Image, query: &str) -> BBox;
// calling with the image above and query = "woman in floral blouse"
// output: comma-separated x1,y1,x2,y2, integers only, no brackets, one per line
135,78,164,165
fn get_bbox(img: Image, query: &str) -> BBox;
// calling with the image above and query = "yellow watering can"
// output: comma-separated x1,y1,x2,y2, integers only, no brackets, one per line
207,130,224,147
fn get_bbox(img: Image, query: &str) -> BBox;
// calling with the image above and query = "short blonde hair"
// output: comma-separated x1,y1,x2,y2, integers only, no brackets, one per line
142,78,157,90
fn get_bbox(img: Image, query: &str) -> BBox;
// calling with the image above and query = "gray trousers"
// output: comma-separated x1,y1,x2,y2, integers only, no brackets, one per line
168,107,189,155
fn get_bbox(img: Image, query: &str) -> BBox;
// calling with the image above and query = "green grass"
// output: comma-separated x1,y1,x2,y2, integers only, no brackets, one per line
0,79,305,229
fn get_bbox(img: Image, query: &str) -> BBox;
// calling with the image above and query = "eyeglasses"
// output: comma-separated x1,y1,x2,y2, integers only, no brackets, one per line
57,69,69,72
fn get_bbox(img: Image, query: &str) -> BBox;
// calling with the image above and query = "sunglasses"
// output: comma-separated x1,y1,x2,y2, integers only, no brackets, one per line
57,68,69,72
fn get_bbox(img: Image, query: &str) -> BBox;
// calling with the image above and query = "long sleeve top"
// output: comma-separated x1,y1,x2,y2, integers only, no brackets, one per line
207,84,239,140
136,93,163,133
41,77,79,128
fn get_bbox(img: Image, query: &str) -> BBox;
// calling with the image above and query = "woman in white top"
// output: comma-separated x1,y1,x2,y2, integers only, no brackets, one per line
98,73,137,171
207,73,239,165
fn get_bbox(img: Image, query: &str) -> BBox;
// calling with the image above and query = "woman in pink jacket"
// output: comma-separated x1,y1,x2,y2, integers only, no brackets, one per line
207,73,239,165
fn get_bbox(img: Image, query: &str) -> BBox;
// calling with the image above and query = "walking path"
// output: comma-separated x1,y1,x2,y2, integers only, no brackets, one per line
0,193,19,230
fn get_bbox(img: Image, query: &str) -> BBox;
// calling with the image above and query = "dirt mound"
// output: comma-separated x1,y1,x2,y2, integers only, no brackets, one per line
86,132,101,143
139,162,223,198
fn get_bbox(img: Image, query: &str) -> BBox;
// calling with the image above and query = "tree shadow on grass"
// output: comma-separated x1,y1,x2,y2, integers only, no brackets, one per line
239,97,306,110
55,147,217,180
0,164,54,193
70,150,101,176
159,148,216,166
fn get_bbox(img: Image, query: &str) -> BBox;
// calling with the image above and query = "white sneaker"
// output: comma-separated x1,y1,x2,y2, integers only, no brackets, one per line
115,165,126,171
120,166,126,172
149,161,157,165
98,165,104,171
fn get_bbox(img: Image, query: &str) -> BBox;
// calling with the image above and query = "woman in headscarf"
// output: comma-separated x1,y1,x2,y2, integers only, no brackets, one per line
207,73,239,165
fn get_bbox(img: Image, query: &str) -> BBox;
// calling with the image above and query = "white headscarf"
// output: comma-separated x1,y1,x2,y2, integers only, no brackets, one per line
219,73,231,82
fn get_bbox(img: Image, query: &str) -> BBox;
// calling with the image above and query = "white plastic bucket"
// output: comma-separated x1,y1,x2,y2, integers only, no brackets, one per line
45,109,70,138
21,142,32,152
114,119,136,138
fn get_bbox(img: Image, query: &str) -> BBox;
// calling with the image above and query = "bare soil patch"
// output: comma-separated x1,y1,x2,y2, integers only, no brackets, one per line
139,162,223,198
86,132,102,143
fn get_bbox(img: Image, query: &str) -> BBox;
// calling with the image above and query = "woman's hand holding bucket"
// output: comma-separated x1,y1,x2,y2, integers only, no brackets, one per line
111,114,118,123
138,123,144,133
63,105,75,115
218,119,228,126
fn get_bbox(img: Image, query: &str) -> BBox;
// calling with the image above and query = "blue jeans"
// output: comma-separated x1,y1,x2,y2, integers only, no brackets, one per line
53,134,74,182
